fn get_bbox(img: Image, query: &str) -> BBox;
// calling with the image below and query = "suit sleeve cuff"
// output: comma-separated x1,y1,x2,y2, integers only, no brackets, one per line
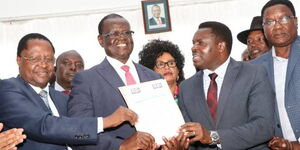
97,117,103,133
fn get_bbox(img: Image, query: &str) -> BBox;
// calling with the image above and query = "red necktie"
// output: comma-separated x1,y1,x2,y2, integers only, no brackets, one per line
121,65,136,85
207,73,218,122
63,90,70,95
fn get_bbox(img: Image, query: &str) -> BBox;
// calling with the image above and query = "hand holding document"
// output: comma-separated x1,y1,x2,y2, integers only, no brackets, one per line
119,79,185,145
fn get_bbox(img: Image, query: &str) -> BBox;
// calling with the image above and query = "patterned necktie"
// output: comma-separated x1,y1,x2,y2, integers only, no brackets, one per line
207,73,218,122
63,90,70,95
39,90,50,109
121,65,136,85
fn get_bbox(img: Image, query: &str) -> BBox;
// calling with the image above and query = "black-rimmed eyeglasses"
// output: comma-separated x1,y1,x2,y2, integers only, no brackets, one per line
155,60,176,69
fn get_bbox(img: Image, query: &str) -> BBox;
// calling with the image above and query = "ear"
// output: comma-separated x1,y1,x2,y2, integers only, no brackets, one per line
17,56,22,66
218,41,226,53
98,35,104,47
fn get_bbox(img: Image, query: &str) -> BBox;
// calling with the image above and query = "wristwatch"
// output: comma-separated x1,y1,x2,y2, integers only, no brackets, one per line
209,131,220,145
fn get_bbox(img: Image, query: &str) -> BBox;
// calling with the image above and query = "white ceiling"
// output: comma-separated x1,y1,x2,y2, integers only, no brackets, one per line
0,0,233,21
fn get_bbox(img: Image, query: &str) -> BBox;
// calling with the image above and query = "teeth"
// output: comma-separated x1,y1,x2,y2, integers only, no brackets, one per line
253,50,259,54
117,43,126,47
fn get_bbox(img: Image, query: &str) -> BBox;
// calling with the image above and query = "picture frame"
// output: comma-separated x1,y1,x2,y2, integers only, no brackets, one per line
141,0,172,34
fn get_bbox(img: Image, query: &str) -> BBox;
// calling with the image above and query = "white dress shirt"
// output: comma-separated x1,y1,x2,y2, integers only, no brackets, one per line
272,48,297,141
106,56,140,85
203,57,230,100
54,81,65,92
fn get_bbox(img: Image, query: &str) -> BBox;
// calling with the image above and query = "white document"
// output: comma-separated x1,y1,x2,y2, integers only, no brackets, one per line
119,79,185,145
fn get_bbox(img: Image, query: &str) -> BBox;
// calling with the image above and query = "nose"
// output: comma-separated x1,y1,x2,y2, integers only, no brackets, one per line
69,63,76,71
191,44,197,53
273,20,284,29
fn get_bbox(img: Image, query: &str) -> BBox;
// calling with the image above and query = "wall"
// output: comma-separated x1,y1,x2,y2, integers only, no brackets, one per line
0,0,299,79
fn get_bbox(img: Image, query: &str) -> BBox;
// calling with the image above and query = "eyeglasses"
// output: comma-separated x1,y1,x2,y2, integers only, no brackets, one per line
21,56,55,64
102,31,134,39
263,16,296,26
155,60,176,69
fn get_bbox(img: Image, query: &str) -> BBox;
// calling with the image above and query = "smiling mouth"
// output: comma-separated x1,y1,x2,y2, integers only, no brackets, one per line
192,54,201,61
116,43,127,47
252,50,260,54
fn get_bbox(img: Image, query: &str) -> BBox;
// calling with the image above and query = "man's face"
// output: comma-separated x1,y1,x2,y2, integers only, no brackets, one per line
152,5,161,18
17,39,55,88
98,17,134,64
263,4,298,47
56,53,84,86
247,30,270,59
192,28,221,71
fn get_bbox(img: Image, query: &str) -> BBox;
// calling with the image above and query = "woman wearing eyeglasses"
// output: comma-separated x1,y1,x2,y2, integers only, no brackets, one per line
139,39,185,104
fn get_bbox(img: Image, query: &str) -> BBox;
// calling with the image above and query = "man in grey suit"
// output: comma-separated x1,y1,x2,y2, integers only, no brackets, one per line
251,0,300,149
67,14,161,150
178,21,275,149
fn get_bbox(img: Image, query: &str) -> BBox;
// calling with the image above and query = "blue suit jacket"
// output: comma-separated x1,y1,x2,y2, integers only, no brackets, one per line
68,58,162,150
179,59,275,150
149,17,166,25
0,77,98,150
251,36,300,139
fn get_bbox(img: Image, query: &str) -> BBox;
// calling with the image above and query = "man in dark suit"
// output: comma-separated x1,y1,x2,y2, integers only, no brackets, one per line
0,33,138,150
251,0,300,149
149,4,166,26
178,21,275,149
54,50,84,95
67,14,162,150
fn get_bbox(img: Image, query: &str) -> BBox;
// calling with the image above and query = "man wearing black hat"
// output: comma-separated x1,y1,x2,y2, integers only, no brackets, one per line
252,0,300,149
237,16,271,60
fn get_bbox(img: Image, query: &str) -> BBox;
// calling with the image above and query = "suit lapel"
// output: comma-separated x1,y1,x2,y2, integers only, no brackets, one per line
263,51,275,90
285,38,300,91
95,58,125,92
196,71,215,127
49,87,66,116
134,63,150,83
216,59,239,125
16,76,52,112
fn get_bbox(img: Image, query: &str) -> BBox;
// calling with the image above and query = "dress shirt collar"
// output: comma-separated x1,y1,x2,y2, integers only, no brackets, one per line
29,83,49,94
272,46,288,61
54,81,65,92
203,56,230,79
106,56,135,69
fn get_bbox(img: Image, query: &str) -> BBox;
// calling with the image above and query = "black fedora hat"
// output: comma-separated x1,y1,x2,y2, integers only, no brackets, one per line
237,16,263,44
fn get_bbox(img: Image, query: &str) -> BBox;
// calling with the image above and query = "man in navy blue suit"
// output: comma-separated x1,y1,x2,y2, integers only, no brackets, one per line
0,33,138,150
251,0,300,149
149,4,166,26
67,14,162,150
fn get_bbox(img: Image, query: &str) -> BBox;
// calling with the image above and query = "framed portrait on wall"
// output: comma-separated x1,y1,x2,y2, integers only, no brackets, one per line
141,0,172,34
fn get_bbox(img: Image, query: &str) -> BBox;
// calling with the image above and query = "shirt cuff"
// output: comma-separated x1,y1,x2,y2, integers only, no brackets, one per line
97,117,103,133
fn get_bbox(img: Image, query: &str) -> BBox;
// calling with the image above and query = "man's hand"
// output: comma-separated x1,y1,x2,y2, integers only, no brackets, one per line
268,136,300,150
103,106,138,129
0,123,26,150
119,131,157,150
179,122,212,144
161,132,189,150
